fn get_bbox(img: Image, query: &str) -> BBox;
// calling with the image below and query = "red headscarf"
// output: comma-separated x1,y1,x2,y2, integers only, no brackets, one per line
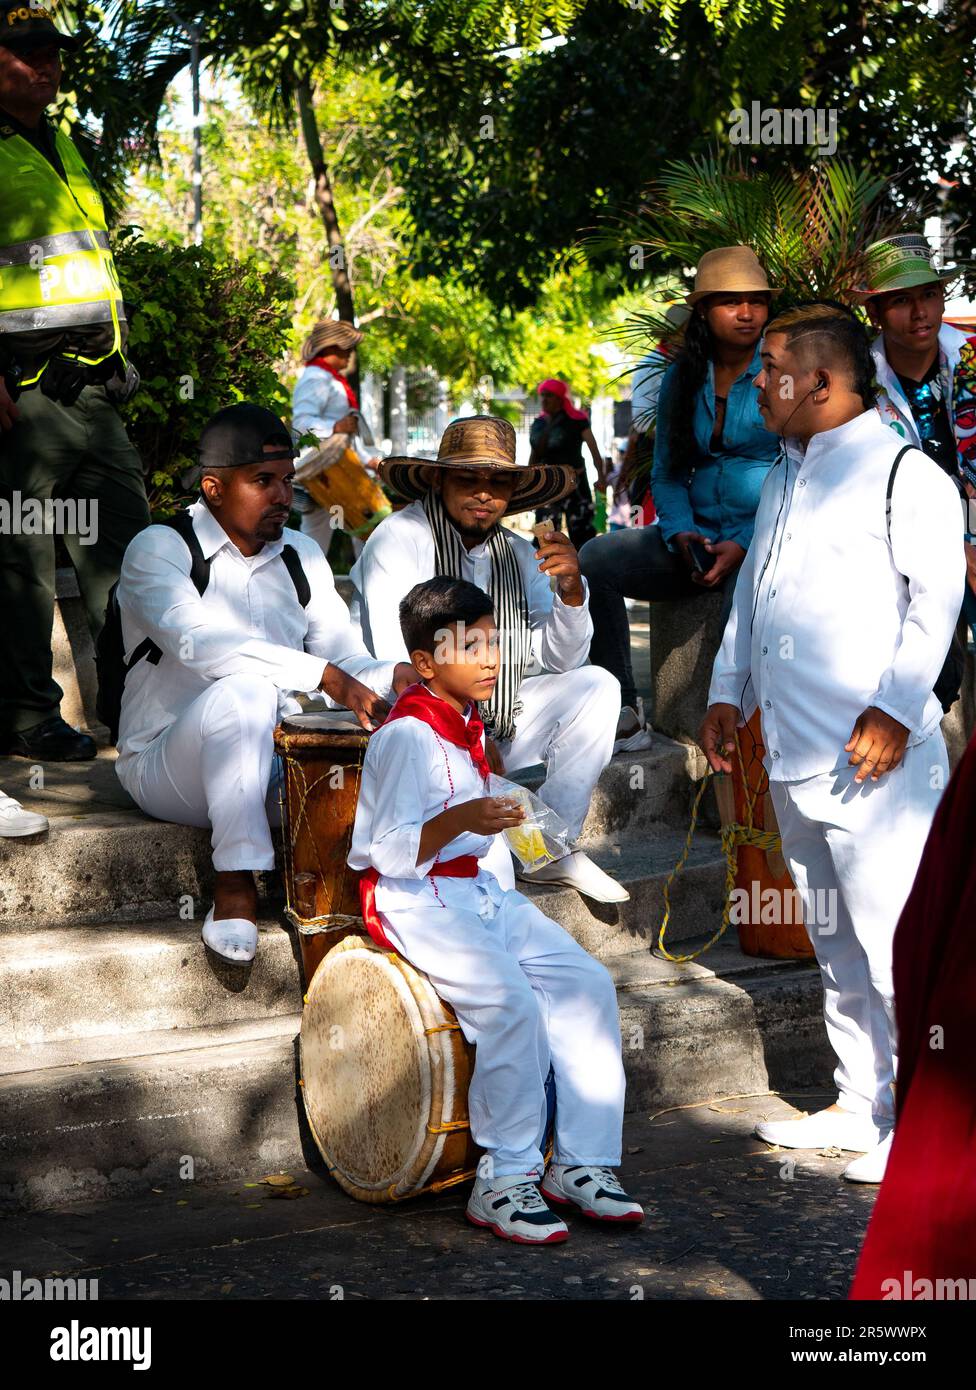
537,377,589,422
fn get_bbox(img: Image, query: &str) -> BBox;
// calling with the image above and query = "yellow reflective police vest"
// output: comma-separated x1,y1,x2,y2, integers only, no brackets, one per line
0,123,125,383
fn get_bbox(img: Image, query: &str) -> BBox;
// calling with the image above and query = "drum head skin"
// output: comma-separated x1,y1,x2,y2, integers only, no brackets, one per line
300,937,475,1202
278,711,368,743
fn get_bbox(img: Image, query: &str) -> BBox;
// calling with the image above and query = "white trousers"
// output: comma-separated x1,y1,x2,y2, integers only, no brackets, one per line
499,666,620,842
382,886,626,1177
121,674,282,871
769,732,948,1129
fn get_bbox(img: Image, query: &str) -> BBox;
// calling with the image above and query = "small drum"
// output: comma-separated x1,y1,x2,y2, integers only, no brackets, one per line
275,711,371,985
300,444,391,537
300,934,479,1203
716,709,814,961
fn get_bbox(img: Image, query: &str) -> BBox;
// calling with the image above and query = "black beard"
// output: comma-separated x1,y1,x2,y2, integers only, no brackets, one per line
449,512,498,546
254,516,287,542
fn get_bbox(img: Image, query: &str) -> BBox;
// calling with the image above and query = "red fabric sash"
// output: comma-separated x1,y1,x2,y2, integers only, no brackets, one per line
383,682,491,782
359,857,478,950
307,355,359,410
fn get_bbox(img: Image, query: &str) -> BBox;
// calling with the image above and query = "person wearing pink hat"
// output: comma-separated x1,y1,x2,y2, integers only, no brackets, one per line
528,379,607,551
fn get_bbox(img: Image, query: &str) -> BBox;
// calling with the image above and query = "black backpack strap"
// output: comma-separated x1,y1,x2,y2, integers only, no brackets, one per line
885,444,915,543
281,543,311,608
127,512,210,671
165,510,211,596
125,634,159,671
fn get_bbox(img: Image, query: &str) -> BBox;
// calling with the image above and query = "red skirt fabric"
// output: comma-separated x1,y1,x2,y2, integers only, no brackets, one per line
850,731,976,1299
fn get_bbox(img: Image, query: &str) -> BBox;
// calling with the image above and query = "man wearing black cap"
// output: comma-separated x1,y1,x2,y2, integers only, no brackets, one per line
113,404,414,965
0,2,150,762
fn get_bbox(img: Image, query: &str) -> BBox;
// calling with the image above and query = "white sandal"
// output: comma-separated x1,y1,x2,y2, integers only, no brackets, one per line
202,906,258,964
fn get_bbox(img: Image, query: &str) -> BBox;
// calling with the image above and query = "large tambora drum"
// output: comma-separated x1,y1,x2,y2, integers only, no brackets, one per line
300,934,480,1203
275,711,371,985
715,709,815,960
300,444,391,537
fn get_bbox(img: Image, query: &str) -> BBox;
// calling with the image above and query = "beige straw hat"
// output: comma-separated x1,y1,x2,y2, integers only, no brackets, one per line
685,245,778,305
301,319,364,361
380,415,577,517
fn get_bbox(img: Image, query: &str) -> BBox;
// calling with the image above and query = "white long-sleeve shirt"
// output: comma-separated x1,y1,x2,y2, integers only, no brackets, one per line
115,499,395,777
349,499,594,672
708,408,965,782
348,700,504,918
291,364,373,468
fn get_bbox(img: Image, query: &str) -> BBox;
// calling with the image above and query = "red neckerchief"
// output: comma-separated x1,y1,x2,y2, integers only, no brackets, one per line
383,682,491,782
358,684,488,951
307,355,359,410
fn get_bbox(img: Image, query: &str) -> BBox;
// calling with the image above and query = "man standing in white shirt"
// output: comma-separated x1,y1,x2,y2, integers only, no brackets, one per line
115,404,415,965
699,305,964,1185
351,415,627,905
290,319,380,558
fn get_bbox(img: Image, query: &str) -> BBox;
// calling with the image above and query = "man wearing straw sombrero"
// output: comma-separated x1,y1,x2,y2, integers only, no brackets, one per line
351,415,628,904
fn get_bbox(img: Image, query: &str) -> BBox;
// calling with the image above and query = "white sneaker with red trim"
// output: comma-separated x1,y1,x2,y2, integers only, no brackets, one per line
541,1164,644,1224
466,1172,569,1245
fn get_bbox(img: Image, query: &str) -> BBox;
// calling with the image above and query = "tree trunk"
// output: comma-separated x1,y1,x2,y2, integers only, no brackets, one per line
296,78,360,394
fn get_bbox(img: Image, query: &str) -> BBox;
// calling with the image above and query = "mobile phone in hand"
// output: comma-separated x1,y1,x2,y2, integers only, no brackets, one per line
687,538,714,574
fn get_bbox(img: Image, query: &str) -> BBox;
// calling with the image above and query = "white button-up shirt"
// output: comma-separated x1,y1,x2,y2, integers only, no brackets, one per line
115,500,395,778
291,364,373,467
348,700,504,918
708,409,965,782
349,499,594,671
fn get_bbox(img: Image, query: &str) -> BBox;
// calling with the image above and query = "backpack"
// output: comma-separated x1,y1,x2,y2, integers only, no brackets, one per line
95,511,311,744
886,445,966,714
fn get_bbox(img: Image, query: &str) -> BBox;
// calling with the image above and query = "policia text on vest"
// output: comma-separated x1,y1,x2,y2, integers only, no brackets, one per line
0,116,130,401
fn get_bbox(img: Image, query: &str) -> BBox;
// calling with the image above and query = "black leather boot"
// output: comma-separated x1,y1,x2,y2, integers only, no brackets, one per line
5,716,97,762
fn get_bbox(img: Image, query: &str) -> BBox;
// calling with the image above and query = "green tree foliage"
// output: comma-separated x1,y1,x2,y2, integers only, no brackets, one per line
112,231,294,513
386,0,976,307
124,70,643,406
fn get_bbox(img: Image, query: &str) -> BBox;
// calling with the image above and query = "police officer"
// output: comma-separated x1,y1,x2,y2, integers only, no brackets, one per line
0,2,150,761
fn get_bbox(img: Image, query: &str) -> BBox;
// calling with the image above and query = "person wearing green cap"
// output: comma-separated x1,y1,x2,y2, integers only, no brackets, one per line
0,2,150,762
856,233,976,646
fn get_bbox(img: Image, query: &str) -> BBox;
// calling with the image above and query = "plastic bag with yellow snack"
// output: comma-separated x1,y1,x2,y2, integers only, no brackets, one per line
487,774,571,873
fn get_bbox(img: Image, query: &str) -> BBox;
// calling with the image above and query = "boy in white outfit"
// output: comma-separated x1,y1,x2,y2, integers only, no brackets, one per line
348,576,643,1244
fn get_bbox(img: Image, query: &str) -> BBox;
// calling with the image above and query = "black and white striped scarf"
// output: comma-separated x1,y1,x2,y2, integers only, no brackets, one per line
423,491,530,741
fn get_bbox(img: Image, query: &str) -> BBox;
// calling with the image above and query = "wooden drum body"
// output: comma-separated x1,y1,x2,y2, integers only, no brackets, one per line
300,935,480,1203
717,709,815,961
275,712,371,985
302,445,390,537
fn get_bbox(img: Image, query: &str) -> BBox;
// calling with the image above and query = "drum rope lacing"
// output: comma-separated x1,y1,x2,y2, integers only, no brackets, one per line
276,734,365,930
658,726,782,964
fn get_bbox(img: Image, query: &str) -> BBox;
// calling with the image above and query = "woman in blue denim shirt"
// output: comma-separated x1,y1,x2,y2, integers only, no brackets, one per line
580,246,780,747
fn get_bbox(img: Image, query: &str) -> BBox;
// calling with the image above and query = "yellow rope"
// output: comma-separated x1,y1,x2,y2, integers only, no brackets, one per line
657,729,782,964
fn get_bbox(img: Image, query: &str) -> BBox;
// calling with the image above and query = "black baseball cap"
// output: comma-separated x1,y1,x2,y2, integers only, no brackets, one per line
198,404,297,470
0,3,81,51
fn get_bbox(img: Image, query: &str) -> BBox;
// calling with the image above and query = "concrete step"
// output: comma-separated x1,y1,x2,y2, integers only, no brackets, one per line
0,740,708,929
0,789,717,939
0,940,829,1212
0,828,728,1048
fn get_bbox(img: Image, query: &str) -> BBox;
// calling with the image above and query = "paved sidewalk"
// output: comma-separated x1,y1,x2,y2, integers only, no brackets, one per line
0,1090,874,1301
